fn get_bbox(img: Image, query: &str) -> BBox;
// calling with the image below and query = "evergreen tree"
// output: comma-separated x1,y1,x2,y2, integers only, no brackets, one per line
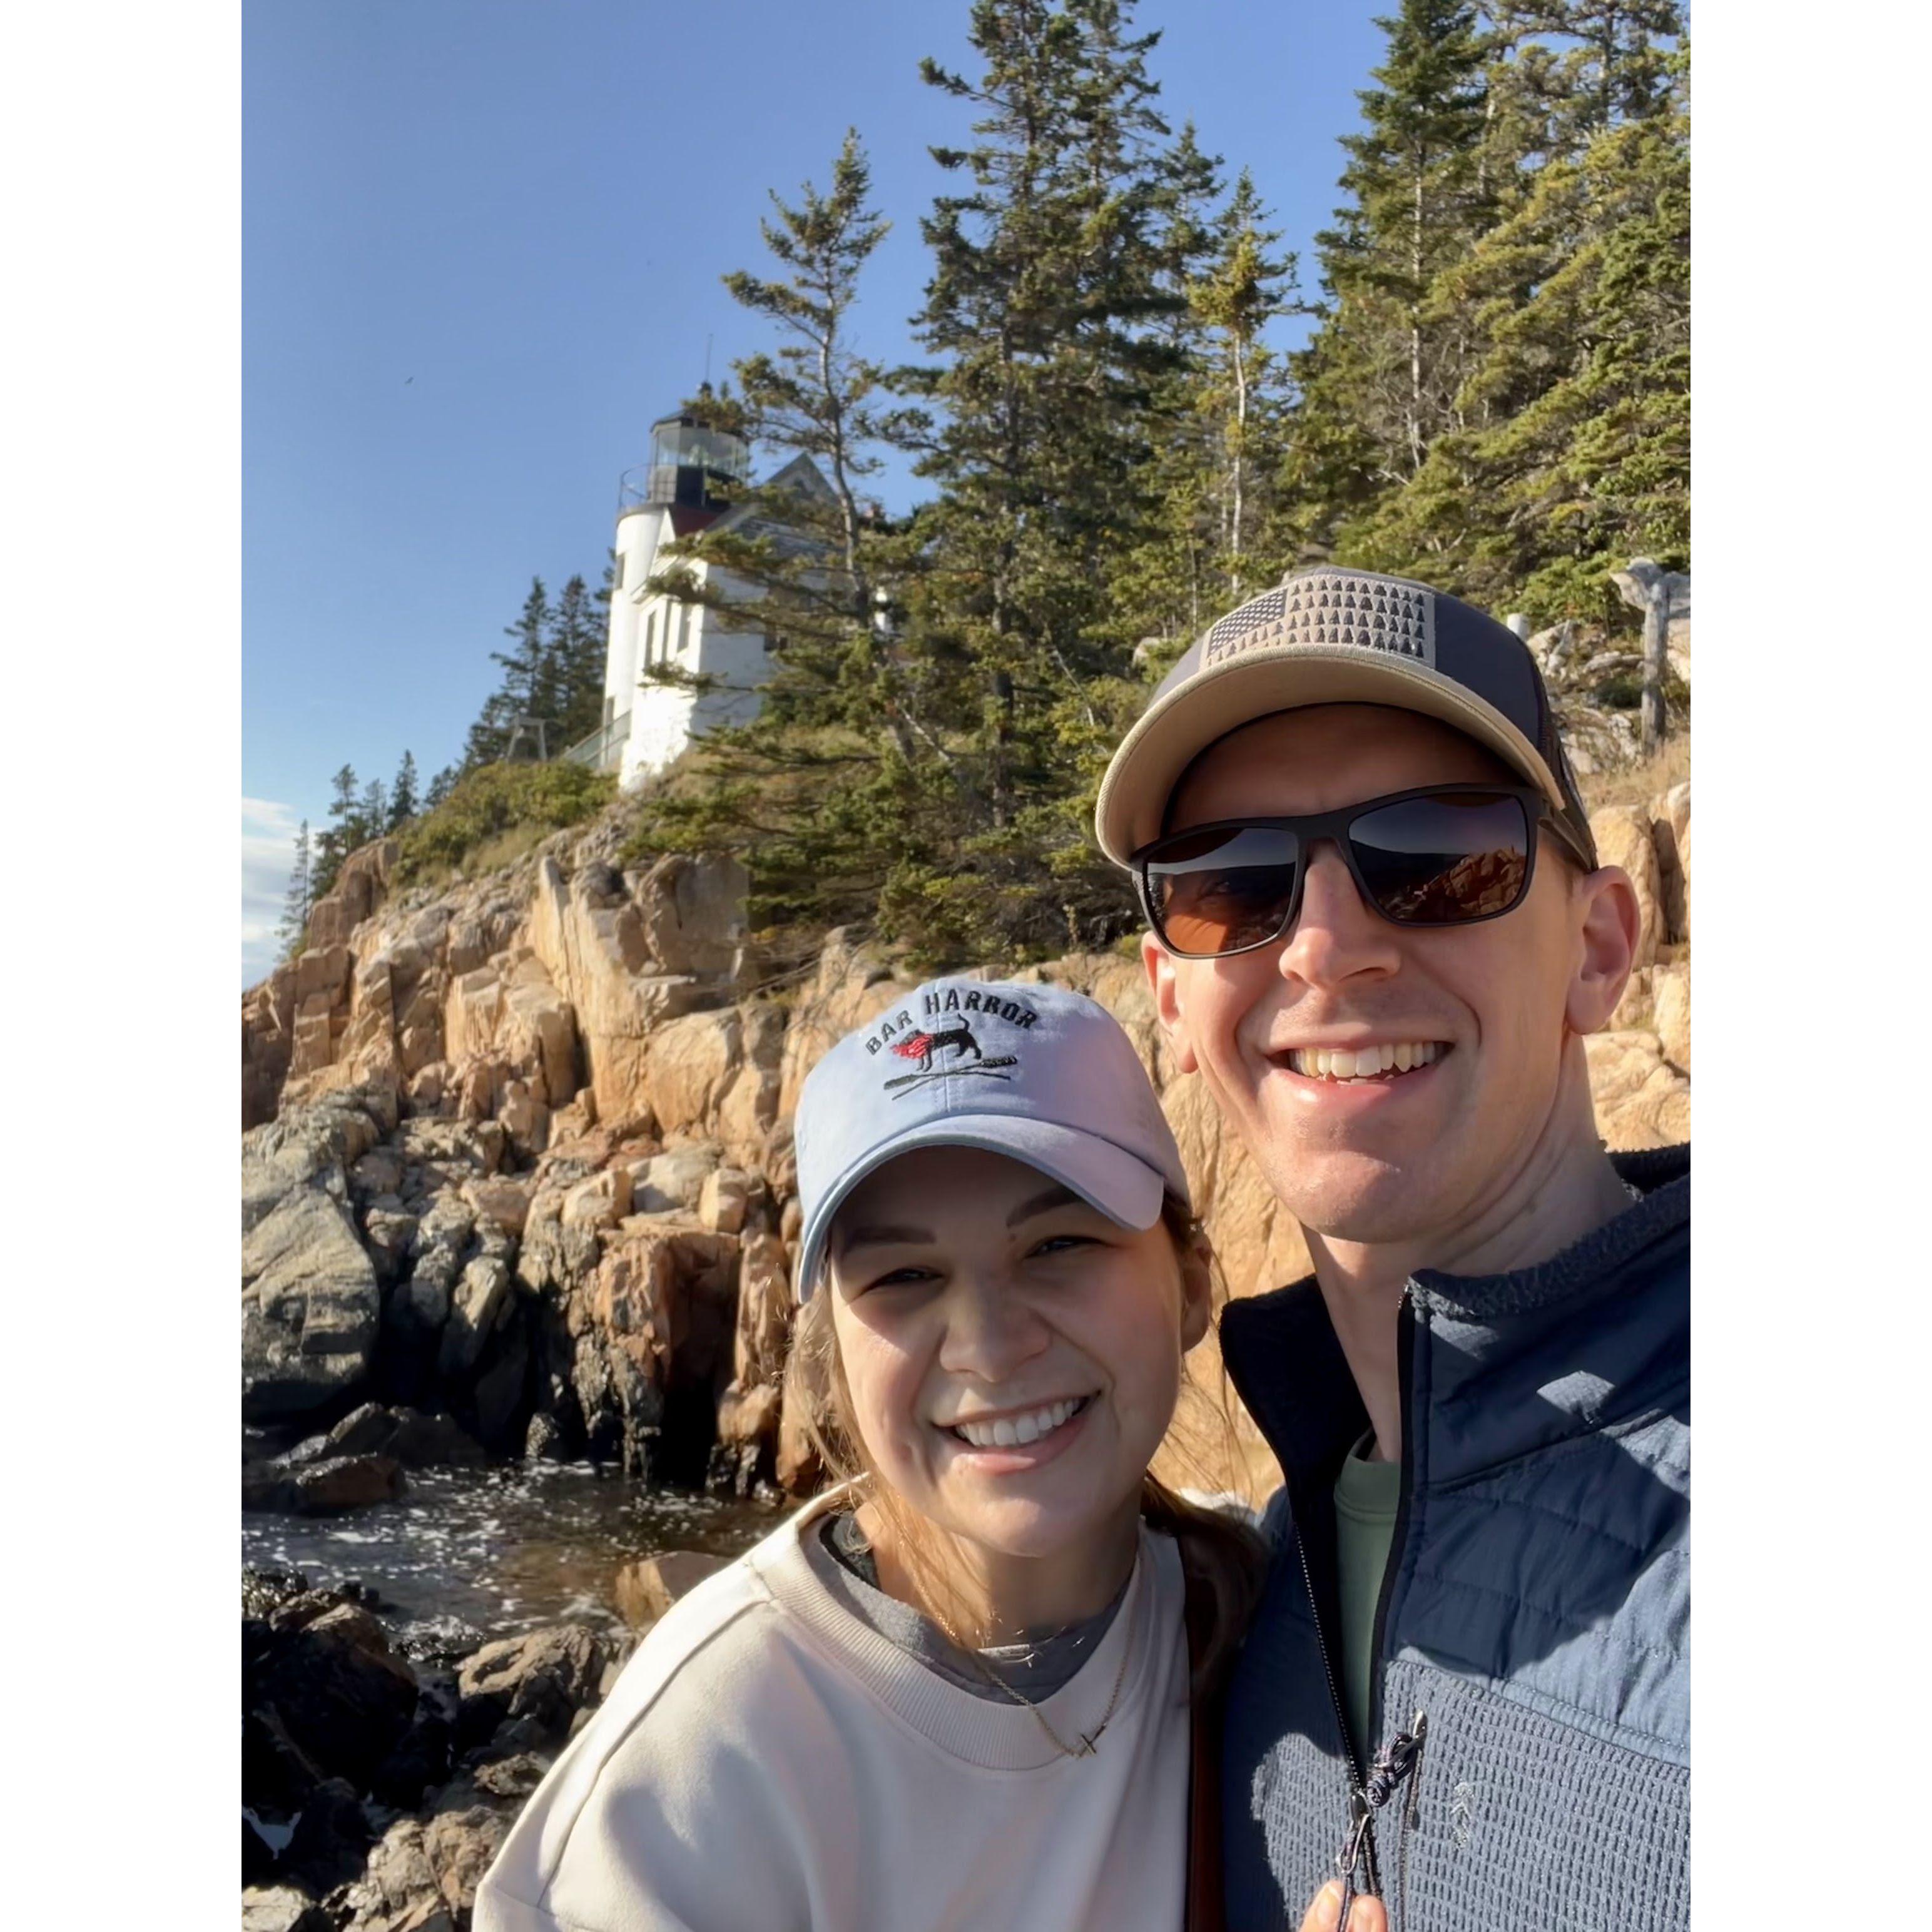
360,777,387,838
311,763,361,901
888,0,1192,955
277,820,312,958
489,579,555,755
630,133,935,952
388,750,419,829
424,764,457,812
1347,35,1688,616
1279,0,1495,557
546,575,608,750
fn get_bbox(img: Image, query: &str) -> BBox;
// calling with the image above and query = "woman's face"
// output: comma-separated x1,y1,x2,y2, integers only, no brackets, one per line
825,1146,1210,1565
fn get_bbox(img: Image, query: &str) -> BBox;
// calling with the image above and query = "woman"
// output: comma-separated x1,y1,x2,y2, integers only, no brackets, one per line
475,979,1383,1931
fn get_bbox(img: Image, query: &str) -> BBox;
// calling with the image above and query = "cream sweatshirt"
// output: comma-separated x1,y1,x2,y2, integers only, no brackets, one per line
472,1492,1192,1932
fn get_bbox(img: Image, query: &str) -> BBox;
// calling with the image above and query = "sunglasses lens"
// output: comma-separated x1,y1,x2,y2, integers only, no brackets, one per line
1348,792,1531,924
1144,826,1301,957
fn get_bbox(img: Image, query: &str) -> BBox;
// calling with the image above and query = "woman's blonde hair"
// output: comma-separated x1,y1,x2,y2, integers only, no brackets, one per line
781,1191,1268,1699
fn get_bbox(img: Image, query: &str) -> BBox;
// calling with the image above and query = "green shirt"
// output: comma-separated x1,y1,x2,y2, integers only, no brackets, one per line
1333,1430,1401,1763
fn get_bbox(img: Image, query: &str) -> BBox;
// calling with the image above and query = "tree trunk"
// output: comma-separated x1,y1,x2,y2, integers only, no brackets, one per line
1611,557,1676,757
1640,582,1670,756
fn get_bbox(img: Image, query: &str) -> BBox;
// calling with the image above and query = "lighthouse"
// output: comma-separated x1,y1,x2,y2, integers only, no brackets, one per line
583,393,834,791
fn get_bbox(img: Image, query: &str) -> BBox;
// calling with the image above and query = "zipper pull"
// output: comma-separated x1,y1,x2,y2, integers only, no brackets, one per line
1360,1714,1426,1812
1333,1791,1376,1927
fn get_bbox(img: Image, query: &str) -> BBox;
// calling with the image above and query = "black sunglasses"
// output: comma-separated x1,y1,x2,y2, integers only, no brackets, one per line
1134,783,1592,960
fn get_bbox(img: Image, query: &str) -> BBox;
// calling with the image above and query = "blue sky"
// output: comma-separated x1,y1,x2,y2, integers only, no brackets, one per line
242,0,1389,982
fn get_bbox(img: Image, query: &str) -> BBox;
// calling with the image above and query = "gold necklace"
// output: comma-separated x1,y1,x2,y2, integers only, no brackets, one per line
926,1563,1140,1761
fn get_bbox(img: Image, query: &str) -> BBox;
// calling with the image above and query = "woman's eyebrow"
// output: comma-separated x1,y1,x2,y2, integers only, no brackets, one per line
1006,1184,1082,1228
836,1223,934,1253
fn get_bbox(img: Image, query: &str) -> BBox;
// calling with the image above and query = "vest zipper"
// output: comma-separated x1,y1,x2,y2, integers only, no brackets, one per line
1366,1293,1420,1749
1292,1525,1377,1900
1336,1289,1426,1927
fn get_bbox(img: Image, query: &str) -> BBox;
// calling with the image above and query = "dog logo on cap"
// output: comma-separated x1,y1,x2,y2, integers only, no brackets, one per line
864,985,1040,1097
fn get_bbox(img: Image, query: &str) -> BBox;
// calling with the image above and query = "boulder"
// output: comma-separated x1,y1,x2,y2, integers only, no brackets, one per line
634,852,750,974
698,1165,752,1234
628,1145,719,1214
243,1453,405,1515
323,1403,487,1467
614,1550,731,1629
1653,960,1690,1072
643,1009,743,1142
242,1172,381,1424
1584,1030,1692,1149
562,1167,633,1229
464,1176,534,1238
332,1817,454,1932
1651,780,1691,943
455,1624,605,1740
733,1231,792,1386
241,1886,333,1932
420,1792,512,1924
246,1602,419,1792
438,1252,516,1382
1587,804,1663,970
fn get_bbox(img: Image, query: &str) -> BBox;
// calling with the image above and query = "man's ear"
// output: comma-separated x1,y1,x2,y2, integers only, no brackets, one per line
1142,930,1199,1075
1178,1225,1214,1351
1568,863,1642,1034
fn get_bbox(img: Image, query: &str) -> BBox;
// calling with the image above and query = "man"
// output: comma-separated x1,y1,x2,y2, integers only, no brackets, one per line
1096,566,1688,1929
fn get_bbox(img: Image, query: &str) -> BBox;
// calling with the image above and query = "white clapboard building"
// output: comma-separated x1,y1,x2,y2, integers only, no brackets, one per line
567,399,835,791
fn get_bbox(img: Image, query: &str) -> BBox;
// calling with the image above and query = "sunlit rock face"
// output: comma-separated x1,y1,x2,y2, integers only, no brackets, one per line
242,781,1687,1503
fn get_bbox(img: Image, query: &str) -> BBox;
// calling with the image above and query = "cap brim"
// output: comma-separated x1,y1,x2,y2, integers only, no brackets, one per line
795,1115,1171,1301
1096,645,1570,867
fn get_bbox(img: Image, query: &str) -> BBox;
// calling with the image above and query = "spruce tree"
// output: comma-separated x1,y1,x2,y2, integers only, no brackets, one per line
311,763,361,901
629,133,933,953
278,820,312,958
1348,33,1688,616
489,579,555,755
1279,0,1494,556
359,778,387,840
546,575,608,750
890,0,1189,955
388,750,419,829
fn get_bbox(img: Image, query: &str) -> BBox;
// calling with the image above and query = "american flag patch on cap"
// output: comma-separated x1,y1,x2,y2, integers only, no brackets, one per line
1201,569,1436,669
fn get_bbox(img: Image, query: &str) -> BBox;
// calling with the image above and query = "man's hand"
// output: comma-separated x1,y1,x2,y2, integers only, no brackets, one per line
1298,1879,1389,1932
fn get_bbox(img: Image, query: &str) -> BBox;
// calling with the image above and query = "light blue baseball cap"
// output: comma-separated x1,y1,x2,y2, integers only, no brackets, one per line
793,977,1190,1301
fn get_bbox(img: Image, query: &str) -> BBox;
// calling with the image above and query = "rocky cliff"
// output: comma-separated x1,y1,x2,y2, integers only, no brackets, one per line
242,781,1690,1502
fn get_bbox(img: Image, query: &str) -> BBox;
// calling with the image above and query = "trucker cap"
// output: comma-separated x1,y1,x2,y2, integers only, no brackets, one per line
792,977,1189,1301
1095,565,1597,871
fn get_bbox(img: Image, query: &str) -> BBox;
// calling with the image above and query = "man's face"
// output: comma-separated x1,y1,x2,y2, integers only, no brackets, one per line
1143,704,1605,1248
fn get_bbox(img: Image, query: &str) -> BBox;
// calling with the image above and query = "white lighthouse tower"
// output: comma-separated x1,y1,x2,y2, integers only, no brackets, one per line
577,395,834,791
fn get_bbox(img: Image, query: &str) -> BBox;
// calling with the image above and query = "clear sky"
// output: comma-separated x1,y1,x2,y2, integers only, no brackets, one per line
242,0,1389,982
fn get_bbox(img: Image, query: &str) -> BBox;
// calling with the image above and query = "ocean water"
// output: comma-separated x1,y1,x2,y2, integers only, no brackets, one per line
242,1461,779,1652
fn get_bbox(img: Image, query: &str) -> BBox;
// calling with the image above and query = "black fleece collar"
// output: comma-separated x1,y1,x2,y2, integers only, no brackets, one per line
1219,1145,1690,1484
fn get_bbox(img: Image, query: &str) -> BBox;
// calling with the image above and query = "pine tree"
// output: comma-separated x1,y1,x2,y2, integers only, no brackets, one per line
1348,32,1688,616
424,765,456,812
887,0,1191,955
1278,0,1495,557
359,777,387,838
630,133,936,953
277,820,313,958
388,750,419,829
546,576,608,750
489,579,554,757
310,765,360,901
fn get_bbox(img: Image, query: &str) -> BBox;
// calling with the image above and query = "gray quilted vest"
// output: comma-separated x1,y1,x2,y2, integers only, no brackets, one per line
1218,1146,1690,1931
